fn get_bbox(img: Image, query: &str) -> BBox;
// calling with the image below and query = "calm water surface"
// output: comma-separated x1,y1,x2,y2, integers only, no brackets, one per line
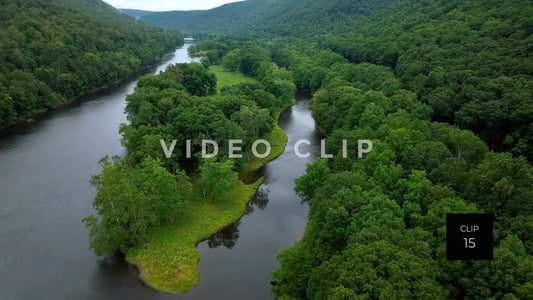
0,39,319,299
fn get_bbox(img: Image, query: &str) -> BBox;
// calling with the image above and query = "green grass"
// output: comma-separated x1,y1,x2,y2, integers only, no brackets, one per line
243,124,286,172
126,179,263,292
209,65,256,93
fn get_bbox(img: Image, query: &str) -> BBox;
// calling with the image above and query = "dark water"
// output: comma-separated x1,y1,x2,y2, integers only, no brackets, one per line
0,37,320,299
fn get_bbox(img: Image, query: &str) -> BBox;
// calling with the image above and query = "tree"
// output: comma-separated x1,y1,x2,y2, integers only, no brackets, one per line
403,141,451,176
164,63,216,96
0,91,16,128
474,153,533,217
222,49,241,71
199,159,237,201
306,240,445,299
222,46,270,76
294,159,330,201
83,156,190,255
231,105,273,160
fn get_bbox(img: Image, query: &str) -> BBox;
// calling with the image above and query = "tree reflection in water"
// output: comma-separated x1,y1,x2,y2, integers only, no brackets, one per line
206,221,240,249
248,186,269,211
206,186,269,249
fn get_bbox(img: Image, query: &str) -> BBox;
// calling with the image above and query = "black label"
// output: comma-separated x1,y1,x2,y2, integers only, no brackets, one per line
446,213,493,260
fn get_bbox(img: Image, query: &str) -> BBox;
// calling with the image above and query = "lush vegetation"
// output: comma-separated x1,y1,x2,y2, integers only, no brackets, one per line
267,45,533,298
92,0,533,297
122,0,399,37
209,65,257,93
128,178,263,292
165,37,530,297
125,0,533,161
84,46,296,289
176,23,532,298
323,0,533,160
83,156,191,256
0,0,182,128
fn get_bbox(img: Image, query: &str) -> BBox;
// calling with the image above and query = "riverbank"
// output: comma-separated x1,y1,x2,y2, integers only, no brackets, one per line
243,107,291,172
0,39,208,299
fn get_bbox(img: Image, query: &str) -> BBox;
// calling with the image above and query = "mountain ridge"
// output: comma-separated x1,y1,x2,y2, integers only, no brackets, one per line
122,0,401,36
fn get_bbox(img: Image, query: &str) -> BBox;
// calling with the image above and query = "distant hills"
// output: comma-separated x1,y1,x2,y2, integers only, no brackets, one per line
121,9,204,29
121,0,401,36
120,8,160,19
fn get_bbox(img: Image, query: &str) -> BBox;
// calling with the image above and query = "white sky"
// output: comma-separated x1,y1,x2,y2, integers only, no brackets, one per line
103,0,244,11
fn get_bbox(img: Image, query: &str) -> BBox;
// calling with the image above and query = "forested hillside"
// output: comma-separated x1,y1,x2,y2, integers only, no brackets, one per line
0,0,182,129
125,0,399,36
121,9,204,29
324,0,533,160
119,8,158,19
266,42,533,298
125,0,532,160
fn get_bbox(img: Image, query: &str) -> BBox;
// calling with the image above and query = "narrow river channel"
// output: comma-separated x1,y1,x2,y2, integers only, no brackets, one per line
0,39,320,299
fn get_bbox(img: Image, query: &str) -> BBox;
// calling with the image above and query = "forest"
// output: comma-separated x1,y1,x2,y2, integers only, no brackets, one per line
128,0,533,161
323,0,533,161
79,0,533,297
122,0,400,37
270,43,533,299
0,0,182,129
181,38,533,298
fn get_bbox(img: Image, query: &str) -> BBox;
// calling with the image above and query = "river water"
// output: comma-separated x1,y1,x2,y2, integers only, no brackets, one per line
0,39,320,299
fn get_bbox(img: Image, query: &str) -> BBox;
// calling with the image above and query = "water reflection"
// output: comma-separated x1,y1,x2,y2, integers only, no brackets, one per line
239,167,265,184
249,186,269,211
87,256,158,300
207,221,240,249
206,187,270,249
183,98,318,300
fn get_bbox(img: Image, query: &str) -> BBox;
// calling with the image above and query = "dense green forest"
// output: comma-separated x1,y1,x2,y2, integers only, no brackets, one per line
125,0,533,161
122,0,399,36
185,38,533,298
323,0,533,160
0,0,182,129
273,45,533,299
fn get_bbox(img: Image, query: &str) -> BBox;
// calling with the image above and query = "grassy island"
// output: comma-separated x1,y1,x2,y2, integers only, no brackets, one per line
84,60,296,292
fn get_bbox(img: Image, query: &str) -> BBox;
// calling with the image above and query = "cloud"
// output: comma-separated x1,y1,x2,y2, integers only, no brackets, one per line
103,0,243,11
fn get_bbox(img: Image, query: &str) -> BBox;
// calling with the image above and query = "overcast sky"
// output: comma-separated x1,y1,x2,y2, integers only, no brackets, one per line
103,0,244,11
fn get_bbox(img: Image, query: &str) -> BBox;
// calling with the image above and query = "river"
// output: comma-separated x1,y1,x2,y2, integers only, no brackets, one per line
0,39,320,299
